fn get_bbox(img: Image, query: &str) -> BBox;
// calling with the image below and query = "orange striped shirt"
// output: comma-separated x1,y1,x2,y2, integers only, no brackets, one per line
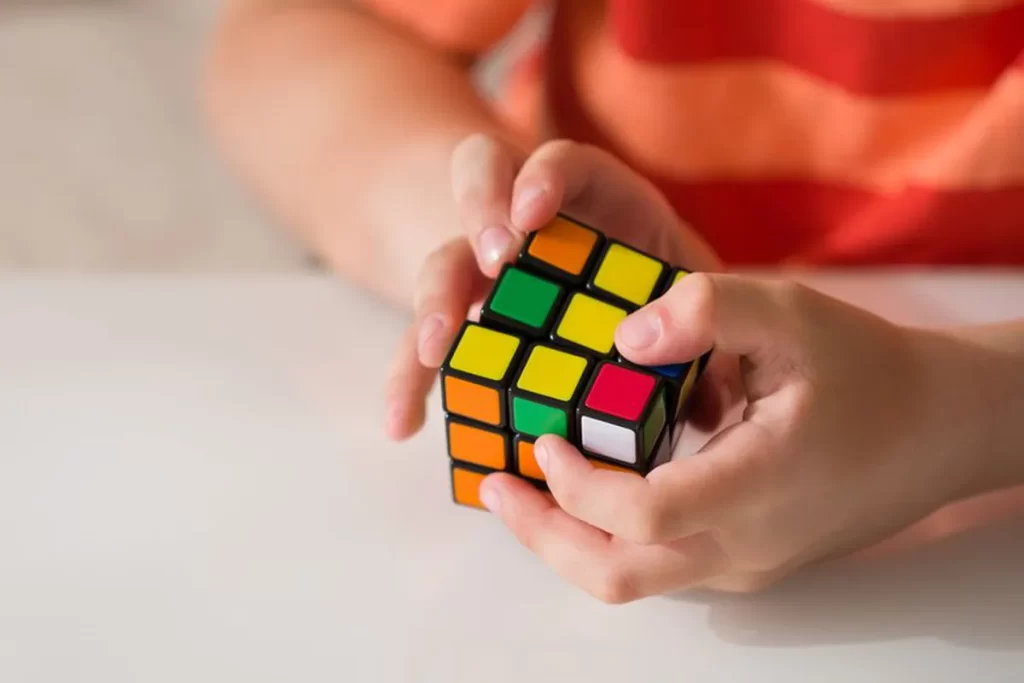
370,0,1024,267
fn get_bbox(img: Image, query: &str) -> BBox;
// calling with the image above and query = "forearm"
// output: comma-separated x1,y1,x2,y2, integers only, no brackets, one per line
203,1,526,306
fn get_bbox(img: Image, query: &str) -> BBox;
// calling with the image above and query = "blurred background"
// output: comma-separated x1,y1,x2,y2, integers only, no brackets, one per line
0,0,539,271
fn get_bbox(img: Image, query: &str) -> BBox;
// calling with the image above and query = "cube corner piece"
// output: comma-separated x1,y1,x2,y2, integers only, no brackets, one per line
439,320,525,429
575,360,669,473
516,213,605,287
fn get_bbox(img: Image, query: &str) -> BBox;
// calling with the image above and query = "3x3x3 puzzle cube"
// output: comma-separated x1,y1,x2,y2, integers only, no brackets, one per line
440,214,710,509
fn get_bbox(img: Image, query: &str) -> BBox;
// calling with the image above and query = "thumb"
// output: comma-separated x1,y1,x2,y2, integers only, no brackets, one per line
614,273,794,366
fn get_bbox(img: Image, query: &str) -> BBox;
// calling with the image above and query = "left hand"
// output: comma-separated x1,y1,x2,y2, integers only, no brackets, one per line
477,273,997,601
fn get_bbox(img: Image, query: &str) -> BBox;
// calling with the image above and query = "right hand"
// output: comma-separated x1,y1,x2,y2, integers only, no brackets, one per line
384,134,728,442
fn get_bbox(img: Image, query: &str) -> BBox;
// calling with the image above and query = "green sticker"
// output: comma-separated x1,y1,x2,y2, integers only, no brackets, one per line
490,267,561,330
512,397,568,438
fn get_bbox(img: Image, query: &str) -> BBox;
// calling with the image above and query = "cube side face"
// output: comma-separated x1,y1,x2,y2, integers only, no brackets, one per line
480,264,564,339
641,387,668,458
446,417,511,471
550,292,628,360
517,214,604,286
586,240,667,309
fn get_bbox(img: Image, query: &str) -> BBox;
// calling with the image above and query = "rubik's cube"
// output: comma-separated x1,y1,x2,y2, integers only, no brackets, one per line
440,214,710,509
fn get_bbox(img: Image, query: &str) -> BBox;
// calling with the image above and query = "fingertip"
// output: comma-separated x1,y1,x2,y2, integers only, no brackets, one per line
510,185,552,231
416,314,451,367
384,400,417,441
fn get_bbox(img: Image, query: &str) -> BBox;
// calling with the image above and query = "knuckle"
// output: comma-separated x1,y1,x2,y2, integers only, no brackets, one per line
770,279,812,311
626,503,671,545
453,132,500,164
590,567,640,605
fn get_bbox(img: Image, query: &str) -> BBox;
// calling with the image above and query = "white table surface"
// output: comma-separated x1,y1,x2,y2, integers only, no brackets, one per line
1,273,1023,682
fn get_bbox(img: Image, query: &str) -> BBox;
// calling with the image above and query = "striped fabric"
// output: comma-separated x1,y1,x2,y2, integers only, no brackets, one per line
370,0,1024,266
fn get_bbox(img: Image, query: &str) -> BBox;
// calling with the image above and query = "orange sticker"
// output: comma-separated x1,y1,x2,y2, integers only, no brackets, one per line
444,375,501,426
452,467,487,509
516,439,545,481
528,216,598,276
590,459,641,476
448,421,507,470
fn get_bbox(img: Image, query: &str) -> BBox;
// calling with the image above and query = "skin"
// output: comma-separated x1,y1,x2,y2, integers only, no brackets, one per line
204,2,1024,602
396,136,1024,603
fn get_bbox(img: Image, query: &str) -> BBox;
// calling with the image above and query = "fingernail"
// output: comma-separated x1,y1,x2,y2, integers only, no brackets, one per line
618,310,662,349
534,440,549,473
478,226,513,266
416,314,445,358
512,187,545,227
479,483,502,513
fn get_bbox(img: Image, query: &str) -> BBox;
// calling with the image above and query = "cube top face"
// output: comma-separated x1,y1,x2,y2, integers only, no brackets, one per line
584,362,657,421
448,323,522,381
485,265,563,334
516,344,589,401
523,215,601,281
590,242,665,307
671,269,689,288
553,292,628,357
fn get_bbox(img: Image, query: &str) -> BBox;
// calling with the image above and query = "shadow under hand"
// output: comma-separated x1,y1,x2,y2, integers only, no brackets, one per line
675,516,1024,652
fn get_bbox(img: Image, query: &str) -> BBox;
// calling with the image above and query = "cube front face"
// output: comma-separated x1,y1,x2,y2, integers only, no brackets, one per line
440,214,708,508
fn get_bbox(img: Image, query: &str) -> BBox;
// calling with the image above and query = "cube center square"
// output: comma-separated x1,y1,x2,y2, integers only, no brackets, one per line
584,363,656,421
526,215,600,277
484,265,563,334
448,323,521,381
516,344,588,401
553,292,627,357
591,241,666,307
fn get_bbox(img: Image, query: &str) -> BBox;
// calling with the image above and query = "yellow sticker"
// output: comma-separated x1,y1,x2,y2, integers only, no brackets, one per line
449,324,521,381
593,243,664,306
516,345,588,401
556,293,627,355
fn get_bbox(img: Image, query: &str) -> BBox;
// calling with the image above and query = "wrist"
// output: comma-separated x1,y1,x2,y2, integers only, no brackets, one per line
909,324,1024,502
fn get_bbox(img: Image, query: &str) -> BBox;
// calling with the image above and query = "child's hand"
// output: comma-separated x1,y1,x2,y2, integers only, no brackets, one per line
476,273,996,601
385,136,723,440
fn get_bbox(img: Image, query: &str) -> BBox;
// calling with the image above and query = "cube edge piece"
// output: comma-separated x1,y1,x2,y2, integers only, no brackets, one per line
585,237,669,312
508,341,594,443
479,262,566,340
574,360,668,473
438,319,526,429
445,414,513,473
